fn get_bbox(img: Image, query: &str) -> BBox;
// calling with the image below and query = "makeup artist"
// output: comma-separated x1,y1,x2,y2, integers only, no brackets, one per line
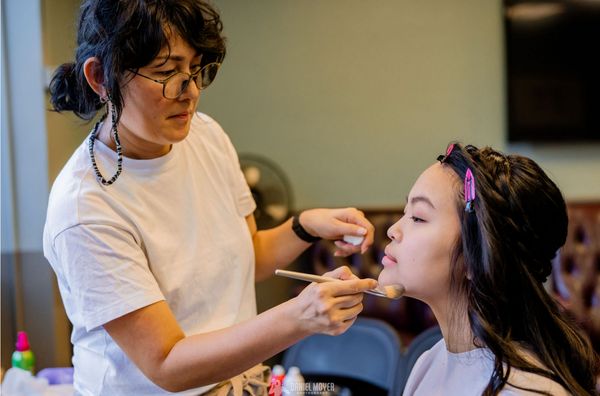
43,1,376,395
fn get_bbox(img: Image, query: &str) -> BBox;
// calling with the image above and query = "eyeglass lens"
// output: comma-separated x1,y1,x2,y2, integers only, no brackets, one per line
164,63,221,99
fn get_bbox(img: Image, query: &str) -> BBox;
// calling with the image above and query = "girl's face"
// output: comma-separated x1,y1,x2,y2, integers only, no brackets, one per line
118,33,202,158
379,162,462,306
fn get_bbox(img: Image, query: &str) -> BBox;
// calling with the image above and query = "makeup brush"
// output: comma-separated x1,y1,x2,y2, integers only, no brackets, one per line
275,269,405,300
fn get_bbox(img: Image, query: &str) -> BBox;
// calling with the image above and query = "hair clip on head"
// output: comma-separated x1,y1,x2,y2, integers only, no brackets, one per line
437,143,456,163
464,168,476,213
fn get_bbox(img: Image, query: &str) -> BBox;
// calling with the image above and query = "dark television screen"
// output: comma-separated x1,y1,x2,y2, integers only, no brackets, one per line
504,1,600,142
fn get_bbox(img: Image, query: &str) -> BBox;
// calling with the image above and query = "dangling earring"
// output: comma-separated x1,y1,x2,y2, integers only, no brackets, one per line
88,94,123,185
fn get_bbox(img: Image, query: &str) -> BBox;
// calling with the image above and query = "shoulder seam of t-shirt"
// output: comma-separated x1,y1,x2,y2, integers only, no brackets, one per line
52,221,140,252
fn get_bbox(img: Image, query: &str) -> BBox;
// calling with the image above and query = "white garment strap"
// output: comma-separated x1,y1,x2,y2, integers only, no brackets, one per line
203,364,270,396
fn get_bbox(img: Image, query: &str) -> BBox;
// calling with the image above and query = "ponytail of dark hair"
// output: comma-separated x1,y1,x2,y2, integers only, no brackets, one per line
49,0,226,122
50,62,104,120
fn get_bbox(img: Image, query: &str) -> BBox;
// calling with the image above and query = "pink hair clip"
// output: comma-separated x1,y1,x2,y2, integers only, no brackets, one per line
437,144,456,163
464,168,476,212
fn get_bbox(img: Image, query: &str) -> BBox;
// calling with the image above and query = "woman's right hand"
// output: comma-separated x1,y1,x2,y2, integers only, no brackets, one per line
291,266,377,336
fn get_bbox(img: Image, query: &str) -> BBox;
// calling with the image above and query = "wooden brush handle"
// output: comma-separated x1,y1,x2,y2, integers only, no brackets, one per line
274,269,400,299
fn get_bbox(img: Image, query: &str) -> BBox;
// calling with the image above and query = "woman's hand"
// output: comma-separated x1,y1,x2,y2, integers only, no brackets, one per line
299,208,375,255
290,266,377,336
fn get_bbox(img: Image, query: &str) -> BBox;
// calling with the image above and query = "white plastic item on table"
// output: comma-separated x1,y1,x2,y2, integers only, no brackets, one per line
1,367,74,396
282,366,304,396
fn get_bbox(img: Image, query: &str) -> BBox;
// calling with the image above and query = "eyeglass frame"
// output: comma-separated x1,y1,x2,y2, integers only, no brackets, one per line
127,61,222,99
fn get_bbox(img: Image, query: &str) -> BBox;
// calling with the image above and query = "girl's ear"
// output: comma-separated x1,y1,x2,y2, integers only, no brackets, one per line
463,262,473,281
456,253,472,281
466,270,473,281
83,57,107,98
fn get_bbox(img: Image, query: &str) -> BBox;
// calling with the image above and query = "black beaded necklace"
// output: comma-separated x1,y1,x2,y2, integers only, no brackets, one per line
88,108,123,186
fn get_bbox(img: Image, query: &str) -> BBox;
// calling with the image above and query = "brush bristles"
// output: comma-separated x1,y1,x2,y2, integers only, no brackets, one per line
381,284,405,299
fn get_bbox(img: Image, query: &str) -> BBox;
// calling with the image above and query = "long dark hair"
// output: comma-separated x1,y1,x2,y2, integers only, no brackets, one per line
440,143,598,395
49,0,225,121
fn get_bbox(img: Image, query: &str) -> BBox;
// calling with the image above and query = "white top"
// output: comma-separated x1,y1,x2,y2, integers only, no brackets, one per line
403,339,570,396
43,112,257,396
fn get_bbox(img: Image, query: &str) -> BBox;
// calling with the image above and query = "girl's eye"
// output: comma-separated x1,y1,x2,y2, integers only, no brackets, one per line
411,216,425,223
157,70,176,76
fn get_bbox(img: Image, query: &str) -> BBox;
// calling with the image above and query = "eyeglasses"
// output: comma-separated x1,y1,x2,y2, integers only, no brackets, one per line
128,62,221,99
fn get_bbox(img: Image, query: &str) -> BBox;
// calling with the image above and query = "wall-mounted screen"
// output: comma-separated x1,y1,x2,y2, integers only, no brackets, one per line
505,1,600,142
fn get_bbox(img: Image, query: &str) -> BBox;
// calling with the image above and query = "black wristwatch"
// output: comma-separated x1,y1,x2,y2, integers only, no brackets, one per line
291,214,321,243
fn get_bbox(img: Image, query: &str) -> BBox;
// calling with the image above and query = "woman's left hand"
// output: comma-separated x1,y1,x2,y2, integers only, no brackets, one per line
299,208,374,256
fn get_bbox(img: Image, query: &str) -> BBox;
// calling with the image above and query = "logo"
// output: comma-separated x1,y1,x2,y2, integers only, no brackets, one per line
269,380,336,395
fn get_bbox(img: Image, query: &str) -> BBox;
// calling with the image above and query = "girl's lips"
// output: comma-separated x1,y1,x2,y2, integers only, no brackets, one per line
382,254,398,267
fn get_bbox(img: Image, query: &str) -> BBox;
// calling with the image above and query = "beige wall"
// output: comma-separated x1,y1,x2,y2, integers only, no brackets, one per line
45,0,600,209
43,0,93,181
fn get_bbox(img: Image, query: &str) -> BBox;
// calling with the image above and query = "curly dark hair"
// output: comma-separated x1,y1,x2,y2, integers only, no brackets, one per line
49,0,225,121
439,143,598,395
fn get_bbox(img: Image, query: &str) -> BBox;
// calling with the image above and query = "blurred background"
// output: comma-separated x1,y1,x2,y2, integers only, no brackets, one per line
2,0,600,373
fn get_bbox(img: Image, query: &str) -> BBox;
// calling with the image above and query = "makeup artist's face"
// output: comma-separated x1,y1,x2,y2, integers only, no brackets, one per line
118,33,201,158
379,163,461,306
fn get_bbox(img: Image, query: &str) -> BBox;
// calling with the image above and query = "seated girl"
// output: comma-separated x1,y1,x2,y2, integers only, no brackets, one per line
379,143,598,395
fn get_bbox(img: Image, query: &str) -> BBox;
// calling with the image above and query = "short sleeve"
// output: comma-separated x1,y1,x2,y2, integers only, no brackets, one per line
53,224,165,331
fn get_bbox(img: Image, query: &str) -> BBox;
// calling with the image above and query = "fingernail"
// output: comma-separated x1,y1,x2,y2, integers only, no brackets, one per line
358,228,367,235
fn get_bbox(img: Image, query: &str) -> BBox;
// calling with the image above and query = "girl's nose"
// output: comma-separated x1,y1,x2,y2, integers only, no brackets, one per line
387,220,402,241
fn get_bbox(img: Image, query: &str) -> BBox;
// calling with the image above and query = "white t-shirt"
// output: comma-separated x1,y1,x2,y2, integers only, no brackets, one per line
403,339,570,396
43,112,257,396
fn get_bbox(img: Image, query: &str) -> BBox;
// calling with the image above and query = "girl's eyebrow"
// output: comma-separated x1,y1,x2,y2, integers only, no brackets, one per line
406,195,436,209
